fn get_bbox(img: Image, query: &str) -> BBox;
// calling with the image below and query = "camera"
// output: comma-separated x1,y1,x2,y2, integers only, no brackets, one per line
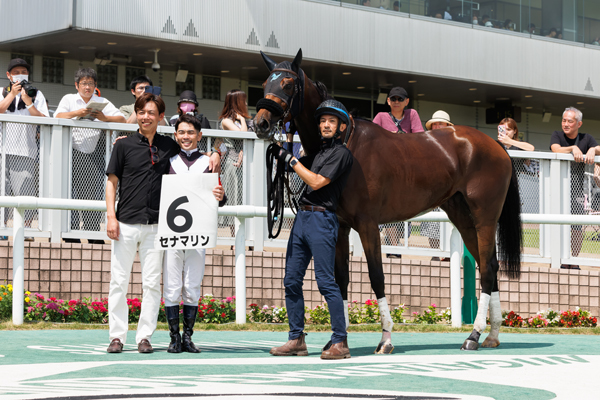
152,62,160,72
19,80,38,98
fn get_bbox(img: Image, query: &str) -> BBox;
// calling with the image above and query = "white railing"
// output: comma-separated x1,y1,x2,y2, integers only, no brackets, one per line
2,115,600,268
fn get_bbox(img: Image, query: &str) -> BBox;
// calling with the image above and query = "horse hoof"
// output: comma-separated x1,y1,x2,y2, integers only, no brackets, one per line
481,337,500,348
374,342,394,354
460,339,479,351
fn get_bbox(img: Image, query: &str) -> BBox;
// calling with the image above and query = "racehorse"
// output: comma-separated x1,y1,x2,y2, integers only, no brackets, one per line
254,49,522,353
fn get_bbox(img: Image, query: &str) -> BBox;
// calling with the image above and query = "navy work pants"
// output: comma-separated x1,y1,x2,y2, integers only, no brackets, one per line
285,209,347,344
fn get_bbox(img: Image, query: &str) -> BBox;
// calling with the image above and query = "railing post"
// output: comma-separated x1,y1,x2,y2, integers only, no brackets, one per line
12,207,25,325
48,125,69,243
450,226,463,328
235,216,247,323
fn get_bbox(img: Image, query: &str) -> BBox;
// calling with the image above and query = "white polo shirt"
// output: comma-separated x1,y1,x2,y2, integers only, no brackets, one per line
54,93,124,154
0,90,49,159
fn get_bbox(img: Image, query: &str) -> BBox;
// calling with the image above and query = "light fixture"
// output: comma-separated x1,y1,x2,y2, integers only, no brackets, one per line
469,88,477,91
408,80,417,83
496,97,509,101
473,100,481,103
525,95,533,98
526,106,533,109
221,70,230,73
577,101,584,105
417,93,425,96
193,52,203,56
144,61,152,64
79,46,96,50
107,42,117,45
242,66,258,70
342,72,351,75
93,57,112,66
357,86,365,89
59,51,69,54
175,69,189,83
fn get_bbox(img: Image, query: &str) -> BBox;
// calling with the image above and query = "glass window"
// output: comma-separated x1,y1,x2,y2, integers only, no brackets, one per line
125,67,146,88
202,76,220,101
96,65,117,90
176,73,195,96
42,57,64,84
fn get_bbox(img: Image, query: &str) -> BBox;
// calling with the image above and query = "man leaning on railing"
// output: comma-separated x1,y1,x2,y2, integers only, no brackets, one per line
0,58,49,241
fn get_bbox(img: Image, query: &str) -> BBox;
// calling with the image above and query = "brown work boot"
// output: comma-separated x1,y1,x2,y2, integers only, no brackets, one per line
106,338,123,353
270,333,308,356
137,339,154,353
320,338,351,360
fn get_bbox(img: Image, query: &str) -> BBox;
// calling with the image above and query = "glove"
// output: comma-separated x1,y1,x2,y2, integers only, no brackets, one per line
274,145,293,164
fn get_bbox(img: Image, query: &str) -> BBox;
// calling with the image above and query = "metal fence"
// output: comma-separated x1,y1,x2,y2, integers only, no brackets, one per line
1,114,600,268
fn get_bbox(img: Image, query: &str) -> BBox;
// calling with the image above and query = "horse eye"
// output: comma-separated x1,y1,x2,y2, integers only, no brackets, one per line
284,83,293,90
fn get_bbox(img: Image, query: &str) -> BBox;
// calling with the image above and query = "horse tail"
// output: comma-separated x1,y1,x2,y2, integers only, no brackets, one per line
497,159,523,279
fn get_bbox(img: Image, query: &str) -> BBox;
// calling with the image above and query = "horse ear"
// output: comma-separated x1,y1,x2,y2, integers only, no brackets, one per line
260,51,277,72
291,49,302,73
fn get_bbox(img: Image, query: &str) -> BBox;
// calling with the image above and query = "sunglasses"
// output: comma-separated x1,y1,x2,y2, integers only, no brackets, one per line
149,145,159,165
144,86,162,96
389,97,406,102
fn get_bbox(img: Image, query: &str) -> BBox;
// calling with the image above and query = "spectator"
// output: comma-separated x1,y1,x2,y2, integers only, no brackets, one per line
434,12,443,19
546,28,557,38
169,90,211,129
0,58,49,240
481,15,490,26
392,1,400,11
472,15,478,25
550,107,600,269
163,114,225,354
524,23,536,35
498,117,534,152
120,75,167,125
104,94,218,354
423,110,454,261
373,87,424,258
361,0,371,6
592,37,600,45
556,31,563,39
54,68,126,244
503,19,513,30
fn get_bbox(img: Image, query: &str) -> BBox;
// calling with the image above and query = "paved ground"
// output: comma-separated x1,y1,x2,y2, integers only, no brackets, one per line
0,329,598,400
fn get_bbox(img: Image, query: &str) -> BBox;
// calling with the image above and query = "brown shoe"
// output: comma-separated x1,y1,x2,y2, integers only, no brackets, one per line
270,334,308,356
321,338,351,360
137,339,153,353
107,338,123,353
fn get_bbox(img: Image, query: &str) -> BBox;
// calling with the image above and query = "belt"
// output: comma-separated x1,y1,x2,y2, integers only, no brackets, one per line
300,205,327,212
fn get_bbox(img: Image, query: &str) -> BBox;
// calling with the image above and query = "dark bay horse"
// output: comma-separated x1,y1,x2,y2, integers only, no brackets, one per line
254,49,522,353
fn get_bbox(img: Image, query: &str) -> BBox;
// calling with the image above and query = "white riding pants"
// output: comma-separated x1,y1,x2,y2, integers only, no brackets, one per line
163,248,206,307
108,222,163,345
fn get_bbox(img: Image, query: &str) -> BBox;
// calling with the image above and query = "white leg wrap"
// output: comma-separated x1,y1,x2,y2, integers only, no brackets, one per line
473,293,491,333
343,300,349,329
378,297,394,332
488,292,502,337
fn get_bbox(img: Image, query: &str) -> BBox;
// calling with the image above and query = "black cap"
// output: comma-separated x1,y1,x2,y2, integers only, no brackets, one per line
178,90,198,106
388,87,408,100
7,58,30,73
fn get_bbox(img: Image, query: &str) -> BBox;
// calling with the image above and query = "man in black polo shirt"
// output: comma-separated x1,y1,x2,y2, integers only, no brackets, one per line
550,106,600,269
104,93,218,354
269,100,354,359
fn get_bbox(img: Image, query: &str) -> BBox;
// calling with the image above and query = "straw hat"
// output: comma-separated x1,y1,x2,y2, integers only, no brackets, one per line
426,110,453,130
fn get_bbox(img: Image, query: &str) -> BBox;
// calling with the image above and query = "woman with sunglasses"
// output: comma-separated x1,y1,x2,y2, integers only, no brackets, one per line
373,86,424,259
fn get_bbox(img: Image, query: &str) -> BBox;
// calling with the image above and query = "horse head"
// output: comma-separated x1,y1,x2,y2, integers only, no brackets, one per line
254,49,304,140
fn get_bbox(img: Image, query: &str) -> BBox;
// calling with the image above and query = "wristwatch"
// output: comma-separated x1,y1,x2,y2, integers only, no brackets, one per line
26,103,34,110
289,158,298,168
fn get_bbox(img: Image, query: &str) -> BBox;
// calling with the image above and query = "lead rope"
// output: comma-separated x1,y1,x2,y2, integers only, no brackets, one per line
266,142,286,239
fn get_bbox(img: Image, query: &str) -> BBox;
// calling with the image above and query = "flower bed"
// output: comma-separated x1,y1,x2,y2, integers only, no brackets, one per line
0,285,597,328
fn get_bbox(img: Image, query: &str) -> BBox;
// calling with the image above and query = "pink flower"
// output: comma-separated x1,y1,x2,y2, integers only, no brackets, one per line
27,307,33,312
431,303,437,308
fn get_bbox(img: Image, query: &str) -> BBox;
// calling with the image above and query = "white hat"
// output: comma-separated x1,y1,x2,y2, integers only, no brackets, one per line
485,21,493,27
426,110,453,130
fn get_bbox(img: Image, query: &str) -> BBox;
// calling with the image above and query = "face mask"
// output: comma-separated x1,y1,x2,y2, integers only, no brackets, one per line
11,74,28,84
472,19,478,24
180,103,195,113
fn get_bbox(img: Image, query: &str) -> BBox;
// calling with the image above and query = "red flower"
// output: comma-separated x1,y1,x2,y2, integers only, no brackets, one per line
221,312,226,318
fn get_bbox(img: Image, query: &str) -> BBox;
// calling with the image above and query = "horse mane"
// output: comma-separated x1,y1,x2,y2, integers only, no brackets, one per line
312,80,332,102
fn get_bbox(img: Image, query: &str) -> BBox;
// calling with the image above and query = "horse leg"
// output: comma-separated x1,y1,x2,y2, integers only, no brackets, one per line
357,219,394,354
481,265,502,348
335,222,351,329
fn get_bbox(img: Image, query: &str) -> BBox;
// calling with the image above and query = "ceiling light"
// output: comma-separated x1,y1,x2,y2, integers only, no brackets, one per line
496,97,509,101
242,66,257,70
59,51,69,54
525,95,533,98
408,80,417,83
473,100,481,103
221,70,230,73
357,86,365,89
526,106,533,109
417,93,425,96
144,61,152,64
193,52,203,56
469,88,477,91
107,42,117,45
79,46,96,50
577,101,584,104
342,72,351,75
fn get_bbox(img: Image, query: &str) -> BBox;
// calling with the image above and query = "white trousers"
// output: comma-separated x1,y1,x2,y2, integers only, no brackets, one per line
108,222,163,345
163,248,206,307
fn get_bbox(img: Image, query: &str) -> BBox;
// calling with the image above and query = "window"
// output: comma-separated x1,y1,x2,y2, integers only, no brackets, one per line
10,53,33,77
96,65,118,90
42,57,64,84
202,76,220,100
176,73,195,96
125,67,146,88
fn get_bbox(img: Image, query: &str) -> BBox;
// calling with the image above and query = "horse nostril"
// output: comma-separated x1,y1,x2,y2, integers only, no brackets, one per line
260,119,270,132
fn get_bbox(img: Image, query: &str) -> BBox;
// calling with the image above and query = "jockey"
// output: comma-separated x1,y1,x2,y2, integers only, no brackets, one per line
163,113,226,353
269,99,354,359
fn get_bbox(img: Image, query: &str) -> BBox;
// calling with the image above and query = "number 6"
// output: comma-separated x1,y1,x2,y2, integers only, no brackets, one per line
167,196,193,233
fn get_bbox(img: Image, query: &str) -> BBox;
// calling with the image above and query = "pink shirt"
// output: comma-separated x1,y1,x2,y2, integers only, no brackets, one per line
372,109,424,133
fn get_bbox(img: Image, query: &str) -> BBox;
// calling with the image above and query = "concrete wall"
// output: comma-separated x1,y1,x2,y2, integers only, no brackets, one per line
1,241,598,319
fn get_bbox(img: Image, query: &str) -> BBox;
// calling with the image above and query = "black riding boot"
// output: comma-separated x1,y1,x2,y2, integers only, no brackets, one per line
182,305,201,353
165,306,182,353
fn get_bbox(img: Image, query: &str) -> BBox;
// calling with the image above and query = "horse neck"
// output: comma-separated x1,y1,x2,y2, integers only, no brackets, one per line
293,77,324,155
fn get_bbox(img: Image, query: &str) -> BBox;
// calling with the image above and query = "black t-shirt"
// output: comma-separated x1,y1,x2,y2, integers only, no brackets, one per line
106,131,179,224
299,139,354,212
550,130,598,194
